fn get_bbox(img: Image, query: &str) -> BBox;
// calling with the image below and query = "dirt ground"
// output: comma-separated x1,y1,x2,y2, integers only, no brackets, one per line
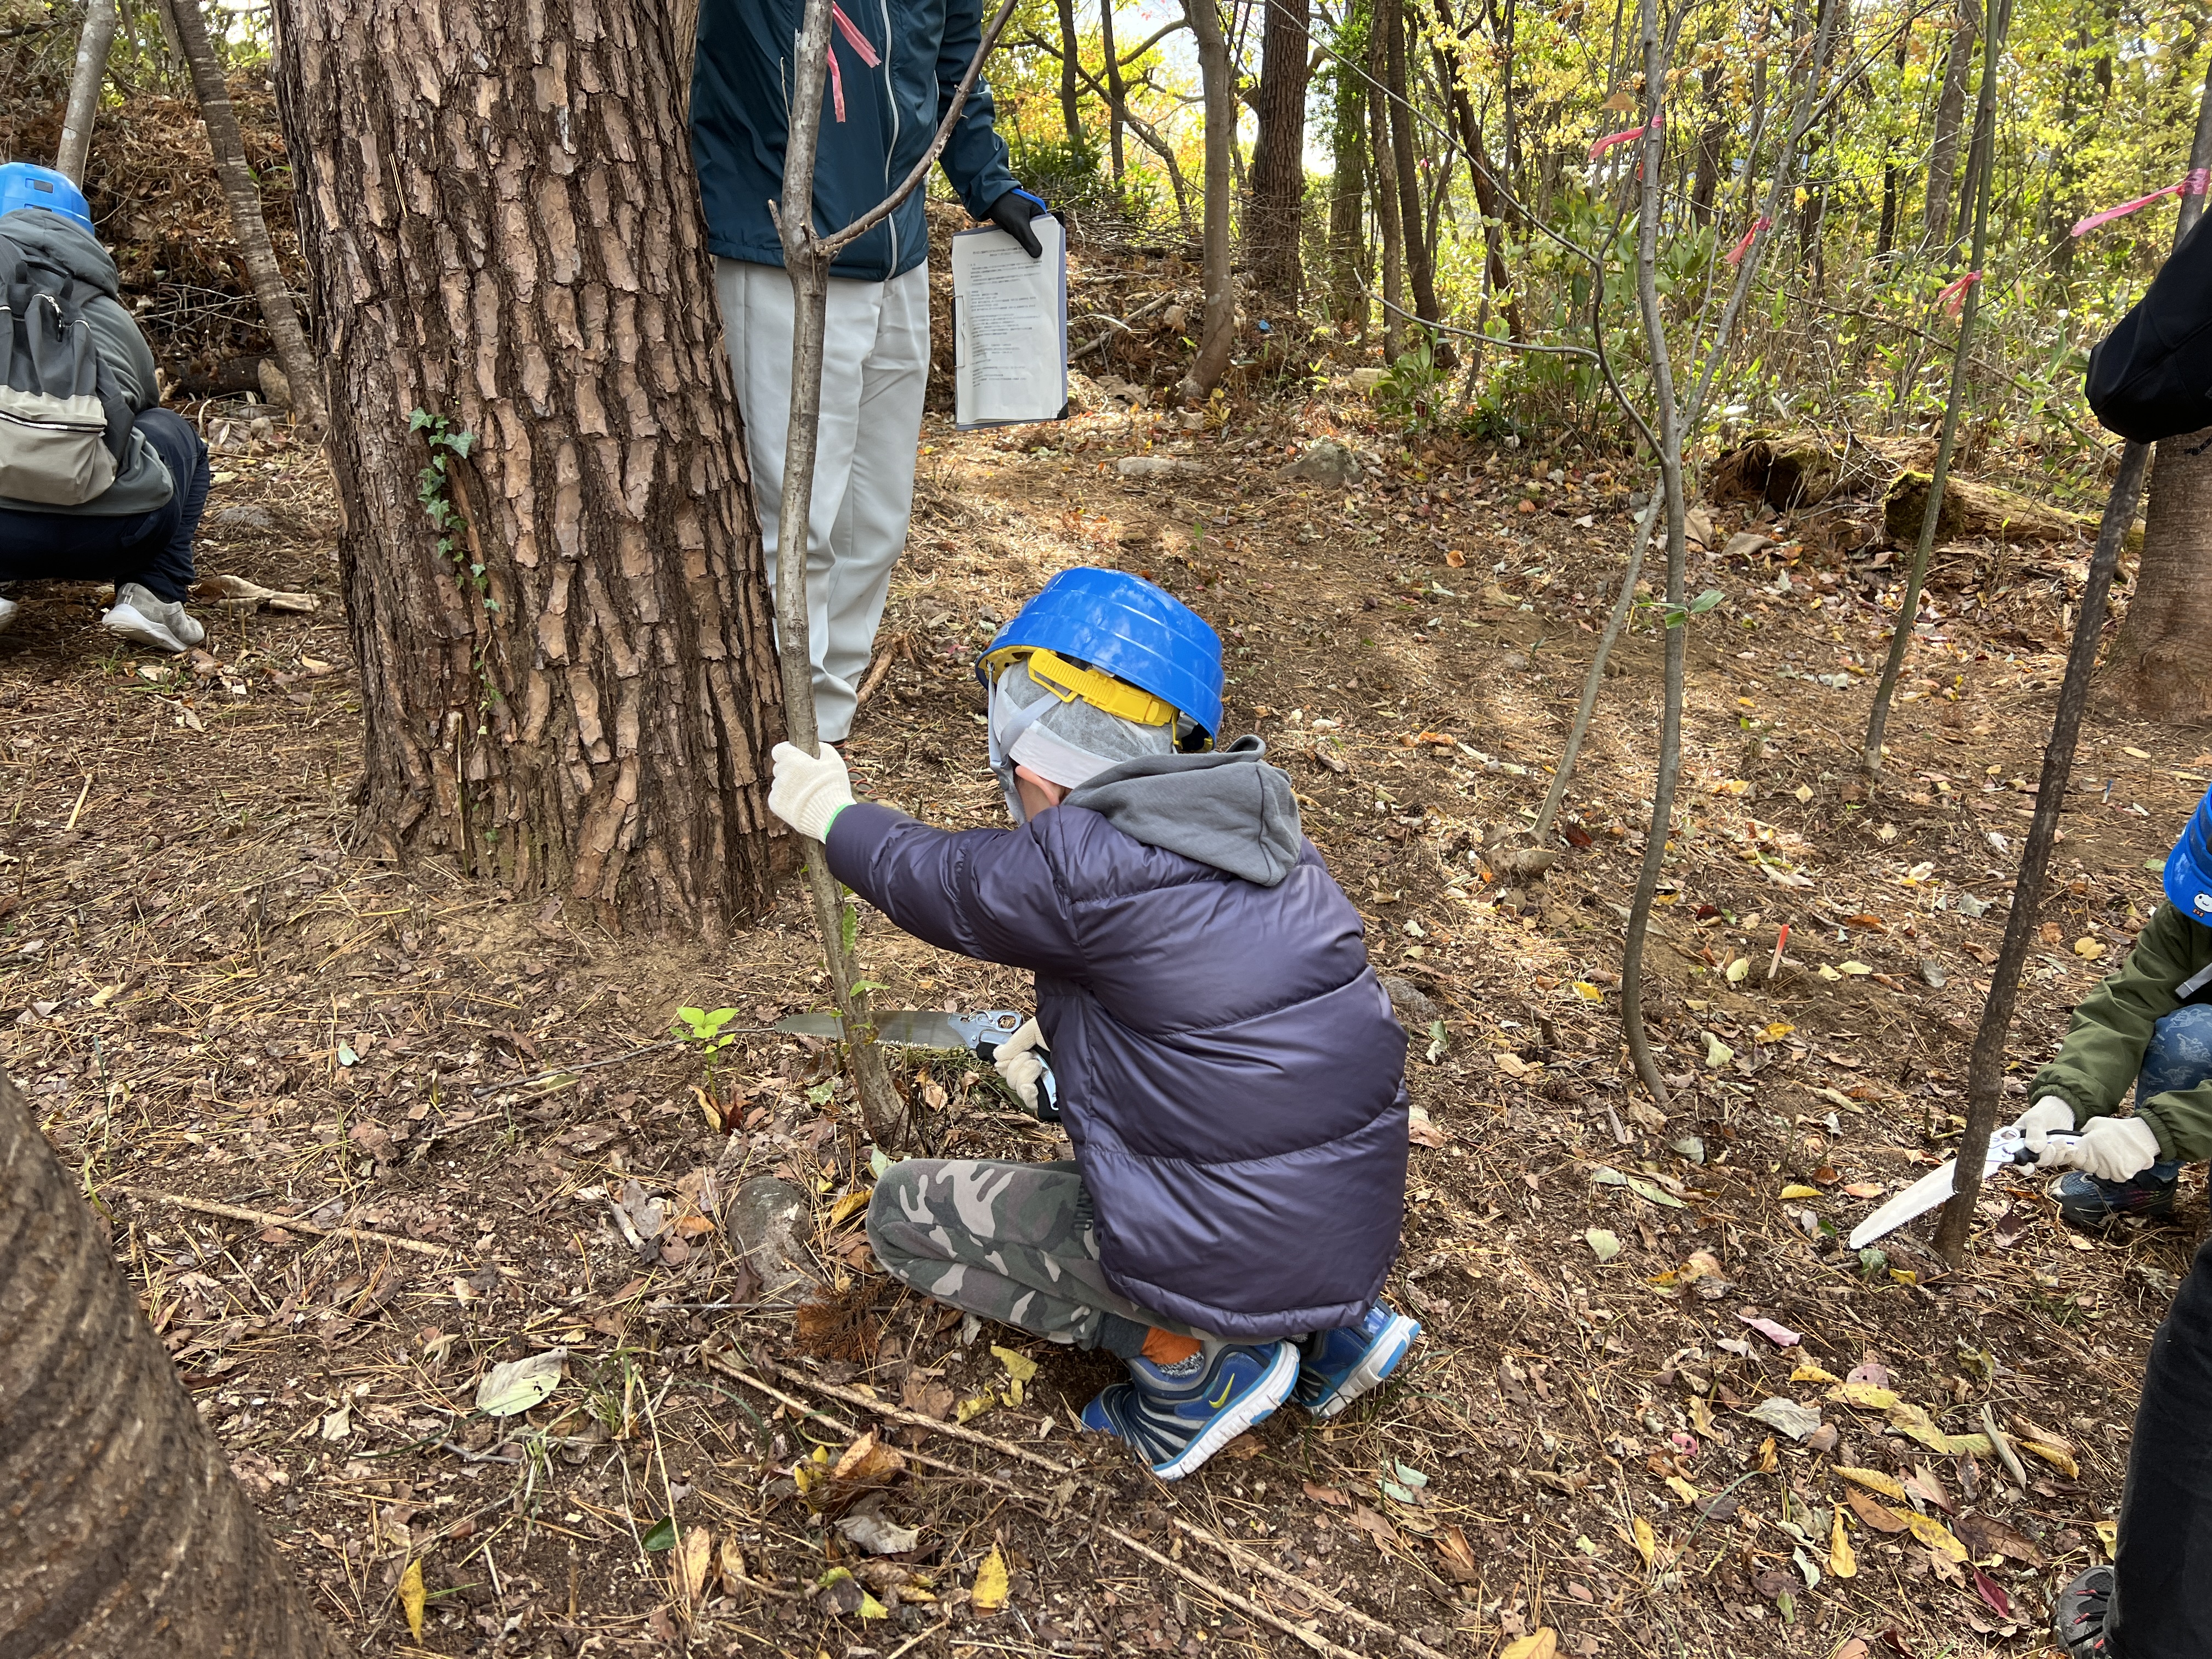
4,348,2196,1659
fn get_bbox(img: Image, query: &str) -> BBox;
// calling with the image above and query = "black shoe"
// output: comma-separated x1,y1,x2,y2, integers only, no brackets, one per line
2055,1163,2180,1228
2055,1565,2115,1657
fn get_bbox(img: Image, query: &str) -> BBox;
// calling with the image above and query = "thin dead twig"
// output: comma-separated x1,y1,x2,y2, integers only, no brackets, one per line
118,1187,450,1257
699,1345,1452,1659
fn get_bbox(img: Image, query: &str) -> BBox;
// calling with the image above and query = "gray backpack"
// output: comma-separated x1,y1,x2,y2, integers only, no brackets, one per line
0,229,131,506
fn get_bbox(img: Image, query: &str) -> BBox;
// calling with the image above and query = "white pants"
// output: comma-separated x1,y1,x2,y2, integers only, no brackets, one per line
716,257,930,743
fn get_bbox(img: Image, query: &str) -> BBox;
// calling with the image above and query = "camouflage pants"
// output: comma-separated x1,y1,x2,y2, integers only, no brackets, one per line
866,1159,1202,1352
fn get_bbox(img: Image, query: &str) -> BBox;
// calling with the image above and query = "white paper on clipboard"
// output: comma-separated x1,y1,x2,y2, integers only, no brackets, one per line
951,213,1068,429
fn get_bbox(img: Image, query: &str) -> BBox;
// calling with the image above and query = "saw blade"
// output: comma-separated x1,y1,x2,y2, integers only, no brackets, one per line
772,1010,990,1049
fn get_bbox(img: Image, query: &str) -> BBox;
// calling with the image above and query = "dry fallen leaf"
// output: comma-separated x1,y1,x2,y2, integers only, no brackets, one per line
676,1524,714,1602
971,1545,1009,1615
399,1558,426,1640
1633,1516,1657,1570
1303,1480,1352,1508
1843,1487,1909,1534
1829,1506,1856,1578
1436,1525,1480,1582
1903,1511,1967,1562
1500,1630,1558,1659
1956,1511,2047,1566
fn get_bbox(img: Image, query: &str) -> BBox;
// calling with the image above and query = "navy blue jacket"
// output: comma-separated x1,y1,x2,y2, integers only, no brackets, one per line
691,0,1019,281
827,799,1409,1340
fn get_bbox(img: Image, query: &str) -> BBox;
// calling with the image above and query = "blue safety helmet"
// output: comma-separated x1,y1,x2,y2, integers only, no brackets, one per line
0,163,94,233
977,567,1225,746
2166,783,2212,924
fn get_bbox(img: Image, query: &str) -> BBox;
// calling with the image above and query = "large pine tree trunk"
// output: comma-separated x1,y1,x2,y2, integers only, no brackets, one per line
1,1073,344,1658
269,0,783,940
1247,0,1310,298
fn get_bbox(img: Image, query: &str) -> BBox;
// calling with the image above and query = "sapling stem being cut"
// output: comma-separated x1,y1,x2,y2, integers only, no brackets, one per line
771,0,1018,1150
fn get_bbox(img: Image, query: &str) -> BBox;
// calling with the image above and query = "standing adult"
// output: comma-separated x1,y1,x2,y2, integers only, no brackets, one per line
691,1,1046,743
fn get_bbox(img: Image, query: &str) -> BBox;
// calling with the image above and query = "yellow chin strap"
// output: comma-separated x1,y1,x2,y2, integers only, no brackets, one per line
981,646,1179,731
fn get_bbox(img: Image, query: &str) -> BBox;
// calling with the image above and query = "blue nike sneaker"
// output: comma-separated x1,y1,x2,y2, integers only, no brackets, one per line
1293,1302,1423,1419
1081,1340,1299,1479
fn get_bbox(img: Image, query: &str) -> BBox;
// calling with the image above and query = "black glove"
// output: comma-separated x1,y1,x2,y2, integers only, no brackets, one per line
984,189,1048,259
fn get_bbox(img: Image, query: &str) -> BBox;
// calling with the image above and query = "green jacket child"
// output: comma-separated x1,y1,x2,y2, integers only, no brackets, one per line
2015,791,2212,1224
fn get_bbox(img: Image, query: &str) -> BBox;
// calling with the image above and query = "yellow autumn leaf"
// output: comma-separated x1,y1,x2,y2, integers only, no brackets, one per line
859,1590,889,1620
2074,937,2107,959
1664,1475,1700,1505
1690,1396,1716,1436
1501,1631,1559,1659
1726,956,1751,982
972,1545,1010,1615
1818,964,1843,981
1633,1516,1657,1570
1791,1361,1840,1384
955,1393,996,1424
1904,1511,1967,1562
2018,1437,2080,1479
1889,1268,1918,1285
1827,1381,1899,1410
991,1345,1039,1384
1780,1183,1820,1199
1834,1466,1906,1500
1572,980,1604,1001
1838,960,1874,975
1829,1506,1857,1578
2095,1520,2118,1554
1757,1437,1778,1474
828,1189,873,1227
1763,1021,1796,1041
399,1558,426,1641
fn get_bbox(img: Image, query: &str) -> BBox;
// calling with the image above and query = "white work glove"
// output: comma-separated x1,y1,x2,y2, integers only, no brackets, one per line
2044,1115,2162,1182
2014,1096,2076,1158
768,742,855,842
993,1018,1048,1113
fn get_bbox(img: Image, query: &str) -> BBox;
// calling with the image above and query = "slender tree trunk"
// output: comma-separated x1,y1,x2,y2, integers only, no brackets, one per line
1,1072,346,1658
1182,0,1237,398
1328,0,1371,328
1055,0,1084,142
1380,0,1438,324
1425,0,1518,334
1691,61,1723,224
270,0,783,940
54,0,118,184
2101,63,2212,721
1924,0,1976,249
1101,0,1127,178
1248,0,1310,297
1864,0,2003,771
168,0,329,445
1367,15,1405,358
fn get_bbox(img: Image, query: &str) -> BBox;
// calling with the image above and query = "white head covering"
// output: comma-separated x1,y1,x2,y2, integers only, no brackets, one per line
987,658,1176,819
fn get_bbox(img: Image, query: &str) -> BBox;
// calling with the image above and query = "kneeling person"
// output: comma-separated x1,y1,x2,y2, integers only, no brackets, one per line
2012,782,2212,1226
0,164,210,653
768,568,1420,1478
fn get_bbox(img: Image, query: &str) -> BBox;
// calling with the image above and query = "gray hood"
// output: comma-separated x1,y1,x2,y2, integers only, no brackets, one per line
1064,737,1304,887
0,207,124,300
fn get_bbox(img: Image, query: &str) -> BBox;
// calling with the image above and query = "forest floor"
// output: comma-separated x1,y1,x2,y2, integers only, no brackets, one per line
2,350,2196,1659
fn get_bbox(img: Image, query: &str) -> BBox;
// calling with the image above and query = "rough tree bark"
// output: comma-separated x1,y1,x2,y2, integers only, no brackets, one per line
1327,1,1370,327
1367,12,1406,358
1100,0,1127,177
1425,0,1519,336
2097,63,2212,723
53,0,118,184
165,0,328,444
1181,0,1237,398
1,1071,345,1658
1923,0,1976,248
1248,0,1310,297
270,0,783,940
1379,0,1439,324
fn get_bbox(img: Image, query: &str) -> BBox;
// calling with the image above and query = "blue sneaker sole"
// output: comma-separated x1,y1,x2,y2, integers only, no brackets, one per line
1151,1341,1299,1481
1306,1312,1421,1420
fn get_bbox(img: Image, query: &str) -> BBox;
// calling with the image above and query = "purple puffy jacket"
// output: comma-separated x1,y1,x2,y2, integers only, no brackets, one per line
825,744,1409,1339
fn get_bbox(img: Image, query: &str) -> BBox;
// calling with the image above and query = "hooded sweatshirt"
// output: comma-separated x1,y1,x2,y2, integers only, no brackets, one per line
827,741,1409,1339
0,206,172,517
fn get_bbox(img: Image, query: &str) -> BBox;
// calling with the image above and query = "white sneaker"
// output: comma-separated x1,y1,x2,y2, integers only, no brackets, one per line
0,596,19,635
103,582,205,654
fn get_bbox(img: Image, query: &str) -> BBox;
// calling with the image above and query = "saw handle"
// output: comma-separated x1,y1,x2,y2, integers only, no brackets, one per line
975,1030,1061,1124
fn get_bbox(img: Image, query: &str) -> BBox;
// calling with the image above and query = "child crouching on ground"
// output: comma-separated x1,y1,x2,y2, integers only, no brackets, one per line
765,568,1420,1479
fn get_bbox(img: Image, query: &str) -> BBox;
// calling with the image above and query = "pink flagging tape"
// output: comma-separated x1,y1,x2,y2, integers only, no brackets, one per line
2071,170,2210,238
1589,113,1663,161
1936,270,1983,317
1725,216,1773,266
825,4,882,123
